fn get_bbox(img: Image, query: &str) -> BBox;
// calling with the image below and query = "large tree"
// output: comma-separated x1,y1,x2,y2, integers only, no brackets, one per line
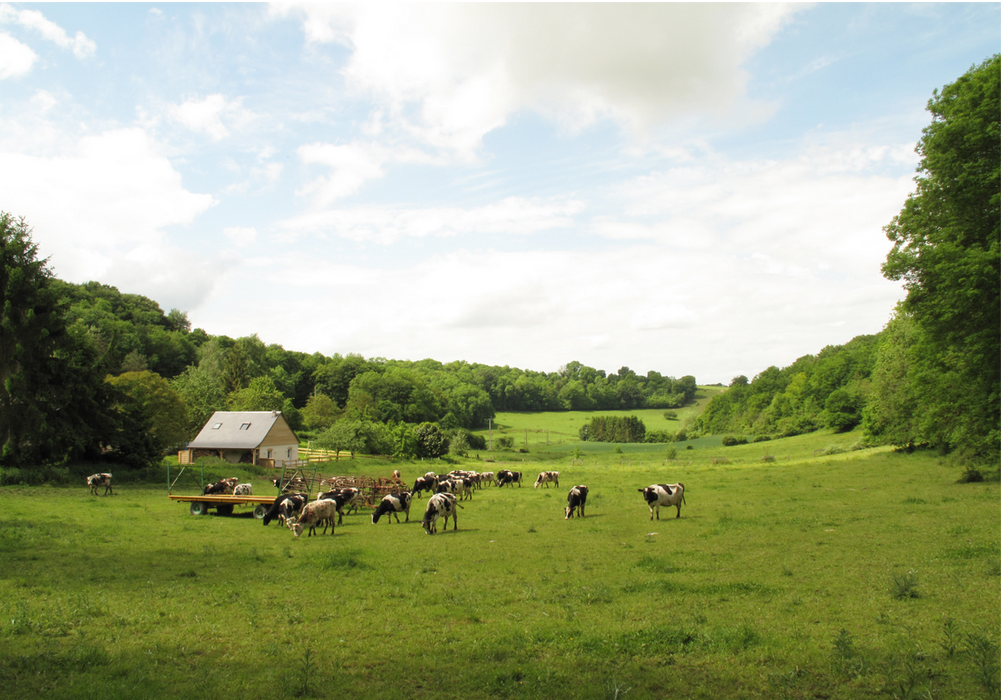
879,55,1000,459
0,214,106,464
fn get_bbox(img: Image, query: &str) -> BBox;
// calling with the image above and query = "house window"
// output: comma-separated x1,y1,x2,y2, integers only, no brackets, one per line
212,423,223,430
240,422,251,430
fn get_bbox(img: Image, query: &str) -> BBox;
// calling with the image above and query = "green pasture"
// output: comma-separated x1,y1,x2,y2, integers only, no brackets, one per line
0,435,998,699
480,386,725,448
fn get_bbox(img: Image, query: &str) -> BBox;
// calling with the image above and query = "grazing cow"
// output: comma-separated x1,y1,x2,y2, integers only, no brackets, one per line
86,473,113,496
479,471,495,487
638,483,687,520
371,492,412,524
317,487,361,524
422,493,459,535
203,477,239,495
534,471,560,489
262,493,306,526
233,483,253,496
412,475,437,499
496,470,523,488
290,499,339,537
565,485,588,519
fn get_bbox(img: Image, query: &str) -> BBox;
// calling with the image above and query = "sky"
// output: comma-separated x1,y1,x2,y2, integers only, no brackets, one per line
1,3,998,384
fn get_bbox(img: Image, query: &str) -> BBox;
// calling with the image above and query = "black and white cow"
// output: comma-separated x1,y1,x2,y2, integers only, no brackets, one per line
534,471,560,489
565,485,588,519
203,477,238,495
262,493,306,526
371,492,412,524
317,487,361,524
412,475,437,499
86,473,113,496
496,470,523,488
638,483,687,520
233,483,253,496
422,492,459,535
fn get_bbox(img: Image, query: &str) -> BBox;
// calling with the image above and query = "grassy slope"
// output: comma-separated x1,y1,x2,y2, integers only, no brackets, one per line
0,434,998,699
478,386,725,448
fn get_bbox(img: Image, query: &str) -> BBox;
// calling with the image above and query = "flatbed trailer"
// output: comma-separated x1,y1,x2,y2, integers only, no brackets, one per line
168,494,279,518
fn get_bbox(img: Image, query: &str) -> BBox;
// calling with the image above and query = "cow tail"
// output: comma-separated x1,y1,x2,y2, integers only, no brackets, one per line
680,483,687,506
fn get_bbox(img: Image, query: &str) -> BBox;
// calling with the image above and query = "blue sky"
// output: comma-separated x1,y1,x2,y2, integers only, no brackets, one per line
1,3,997,383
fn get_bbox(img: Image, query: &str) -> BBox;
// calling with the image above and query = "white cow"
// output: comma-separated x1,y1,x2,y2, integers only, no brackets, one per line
638,483,686,520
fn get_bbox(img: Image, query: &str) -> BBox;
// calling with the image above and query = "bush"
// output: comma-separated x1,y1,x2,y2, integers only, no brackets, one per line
721,435,748,447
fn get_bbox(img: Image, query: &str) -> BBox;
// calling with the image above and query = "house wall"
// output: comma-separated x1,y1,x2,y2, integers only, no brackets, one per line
260,419,299,467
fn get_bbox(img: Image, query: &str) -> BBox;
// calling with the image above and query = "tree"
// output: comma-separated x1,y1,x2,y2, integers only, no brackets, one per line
227,376,285,412
1,214,107,465
414,422,449,458
881,55,1000,459
105,371,188,465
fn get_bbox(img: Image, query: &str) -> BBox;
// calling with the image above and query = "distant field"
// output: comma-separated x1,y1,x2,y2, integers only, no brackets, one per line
478,385,725,448
1,429,998,699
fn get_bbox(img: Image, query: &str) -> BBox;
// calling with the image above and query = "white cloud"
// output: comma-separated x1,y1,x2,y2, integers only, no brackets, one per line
283,4,803,155
0,31,35,78
0,3,95,59
167,94,252,141
0,127,216,286
224,226,257,245
279,195,584,244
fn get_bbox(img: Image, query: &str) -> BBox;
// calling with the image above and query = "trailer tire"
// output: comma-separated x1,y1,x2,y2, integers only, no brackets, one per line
217,504,234,516
190,501,210,516
253,504,268,520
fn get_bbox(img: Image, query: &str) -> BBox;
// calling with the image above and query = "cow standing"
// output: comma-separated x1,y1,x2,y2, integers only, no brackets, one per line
534,471,560,489
371,492,412,524
422,493,459,535
638,483,686,520
87,473,114,496
565,485,588,519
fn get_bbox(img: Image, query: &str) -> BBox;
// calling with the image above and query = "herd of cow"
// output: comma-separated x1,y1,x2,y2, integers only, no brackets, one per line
86,469,688,536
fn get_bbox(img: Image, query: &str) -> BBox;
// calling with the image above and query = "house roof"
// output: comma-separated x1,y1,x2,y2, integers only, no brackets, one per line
187,411,295,450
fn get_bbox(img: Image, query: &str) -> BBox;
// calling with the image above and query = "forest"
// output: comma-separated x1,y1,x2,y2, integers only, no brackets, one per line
1,55,997,472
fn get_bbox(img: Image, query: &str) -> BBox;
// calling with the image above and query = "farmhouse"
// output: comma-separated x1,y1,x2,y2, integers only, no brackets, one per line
183,411,299,467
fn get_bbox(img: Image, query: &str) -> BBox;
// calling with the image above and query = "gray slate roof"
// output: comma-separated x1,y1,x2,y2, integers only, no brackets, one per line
187,411,293,449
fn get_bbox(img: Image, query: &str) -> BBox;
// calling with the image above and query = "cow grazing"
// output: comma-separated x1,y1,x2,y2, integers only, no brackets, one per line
262,493,306,526
203,477,239,495
479,471,495,487
422,493,459,535
86,473,113,496
638,483,687,520
412,475,437,499
371,492,412,524
233,483,253,496
317,487,361,524
534,471,560,489
496,470,523,488
565,485,588,519
290,499,339,537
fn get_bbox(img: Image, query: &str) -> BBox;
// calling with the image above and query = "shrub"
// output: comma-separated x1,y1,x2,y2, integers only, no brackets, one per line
721,435,748,447
890,571,920,600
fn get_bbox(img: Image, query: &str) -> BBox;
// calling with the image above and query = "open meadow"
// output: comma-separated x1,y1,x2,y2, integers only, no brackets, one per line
0,431,998,699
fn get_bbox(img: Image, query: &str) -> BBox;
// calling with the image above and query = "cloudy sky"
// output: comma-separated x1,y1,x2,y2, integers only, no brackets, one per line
1,3,997,383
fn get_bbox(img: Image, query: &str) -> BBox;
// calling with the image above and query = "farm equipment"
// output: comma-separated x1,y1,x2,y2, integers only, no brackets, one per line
167,460,407,517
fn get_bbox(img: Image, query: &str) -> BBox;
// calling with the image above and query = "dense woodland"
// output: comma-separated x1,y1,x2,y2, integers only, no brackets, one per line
1,56,997,471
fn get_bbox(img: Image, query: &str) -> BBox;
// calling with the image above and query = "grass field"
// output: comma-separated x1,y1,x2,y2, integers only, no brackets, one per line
1,430,998,699
479,386,725,449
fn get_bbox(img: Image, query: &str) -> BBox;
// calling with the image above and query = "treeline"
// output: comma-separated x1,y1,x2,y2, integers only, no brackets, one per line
0,215,698,468
695,334,879,439
697,56,999,466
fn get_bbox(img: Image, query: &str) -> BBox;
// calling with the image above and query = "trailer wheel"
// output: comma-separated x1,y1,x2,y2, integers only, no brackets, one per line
253,504,268,520
217,504,234,517
190,501,210,516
